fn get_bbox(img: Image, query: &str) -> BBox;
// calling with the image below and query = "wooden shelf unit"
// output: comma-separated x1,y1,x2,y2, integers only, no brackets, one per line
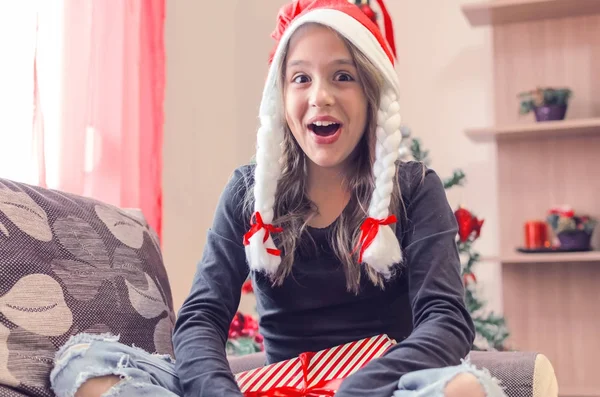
502,251,600,264
462,5,600,396
466,117,600,142
462,0,600,27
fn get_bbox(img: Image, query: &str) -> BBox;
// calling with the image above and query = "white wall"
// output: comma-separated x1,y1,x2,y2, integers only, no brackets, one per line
163,0,287,312
163,0,501,315
389,1,502,314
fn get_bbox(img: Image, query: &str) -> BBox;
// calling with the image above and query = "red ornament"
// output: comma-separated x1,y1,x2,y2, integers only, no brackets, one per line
463,272,477,285
242,279,254,294
228,312,244,339
241,315,256,337
228,311,262,341
455,207,473,242
472,217,484,240
455,207,484,242
548,206,575,218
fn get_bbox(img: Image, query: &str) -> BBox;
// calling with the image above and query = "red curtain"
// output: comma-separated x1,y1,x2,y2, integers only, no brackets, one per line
34,0,165,239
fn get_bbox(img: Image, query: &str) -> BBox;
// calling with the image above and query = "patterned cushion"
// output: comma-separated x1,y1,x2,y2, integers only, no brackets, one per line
0,178,175,397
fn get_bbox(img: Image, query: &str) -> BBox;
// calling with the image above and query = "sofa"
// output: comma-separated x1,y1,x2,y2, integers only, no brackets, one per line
0,177,558,397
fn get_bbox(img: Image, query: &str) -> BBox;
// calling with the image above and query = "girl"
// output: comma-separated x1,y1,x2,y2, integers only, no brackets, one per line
50,1,506,396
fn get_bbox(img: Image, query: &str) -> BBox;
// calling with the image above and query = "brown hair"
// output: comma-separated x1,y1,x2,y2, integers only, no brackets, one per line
244,24,403,294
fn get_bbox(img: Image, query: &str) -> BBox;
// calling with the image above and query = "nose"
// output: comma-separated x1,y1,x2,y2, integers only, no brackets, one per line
309,79,335,108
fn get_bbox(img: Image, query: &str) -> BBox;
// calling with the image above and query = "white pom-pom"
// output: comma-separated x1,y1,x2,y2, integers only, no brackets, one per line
361,224,402,277
245,228,281,274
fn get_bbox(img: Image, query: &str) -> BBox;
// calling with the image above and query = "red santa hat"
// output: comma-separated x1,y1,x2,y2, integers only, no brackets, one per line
244,0,404,278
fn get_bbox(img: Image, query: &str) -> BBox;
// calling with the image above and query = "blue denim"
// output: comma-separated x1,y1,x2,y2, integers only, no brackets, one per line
50,333,181,397
393,360,506,397
50,333,506,397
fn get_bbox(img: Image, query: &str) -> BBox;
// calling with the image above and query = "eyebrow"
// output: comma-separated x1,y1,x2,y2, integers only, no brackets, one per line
287,59,355,67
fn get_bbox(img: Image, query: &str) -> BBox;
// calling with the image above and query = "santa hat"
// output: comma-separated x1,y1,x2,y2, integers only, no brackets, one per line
244,0,403,278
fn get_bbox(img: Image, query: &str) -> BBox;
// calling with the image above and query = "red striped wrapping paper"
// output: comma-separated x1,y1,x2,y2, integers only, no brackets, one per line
235,334,396,396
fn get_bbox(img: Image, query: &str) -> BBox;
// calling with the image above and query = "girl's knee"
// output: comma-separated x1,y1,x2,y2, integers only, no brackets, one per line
444,372,485,397
394,361,506,397
74,375,121,397
50,333,124,397
443,363,507,397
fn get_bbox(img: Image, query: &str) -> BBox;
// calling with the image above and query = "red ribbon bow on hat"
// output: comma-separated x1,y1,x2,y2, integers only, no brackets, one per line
353,215,397,263
243,352,344,397
244,211,283,256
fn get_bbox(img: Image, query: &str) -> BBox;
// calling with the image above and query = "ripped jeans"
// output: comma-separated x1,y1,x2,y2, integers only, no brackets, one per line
50,333,507,397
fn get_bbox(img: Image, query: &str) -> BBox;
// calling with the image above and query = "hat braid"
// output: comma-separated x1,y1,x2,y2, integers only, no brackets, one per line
254,115,282,223
369,89,402,219
357,87,403,276
244,99,285,274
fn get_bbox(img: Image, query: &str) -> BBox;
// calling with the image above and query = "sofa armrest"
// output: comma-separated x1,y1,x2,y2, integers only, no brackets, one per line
469,351,558,397
228,352,267,375
0,385,32,397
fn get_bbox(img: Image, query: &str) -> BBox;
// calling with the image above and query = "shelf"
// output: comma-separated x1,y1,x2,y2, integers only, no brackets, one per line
461,0,600,27
501,250,600,264
465,117,600,142
559,387,600,397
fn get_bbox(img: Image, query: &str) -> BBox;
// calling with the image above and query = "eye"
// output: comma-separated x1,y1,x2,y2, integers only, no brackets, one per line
292,74,310,84
335,72,355,82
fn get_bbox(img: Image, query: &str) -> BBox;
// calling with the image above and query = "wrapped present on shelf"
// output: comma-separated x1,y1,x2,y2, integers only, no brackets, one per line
235,333,396,396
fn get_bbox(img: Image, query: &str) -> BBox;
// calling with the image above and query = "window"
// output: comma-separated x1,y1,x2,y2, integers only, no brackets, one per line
0,0,63,186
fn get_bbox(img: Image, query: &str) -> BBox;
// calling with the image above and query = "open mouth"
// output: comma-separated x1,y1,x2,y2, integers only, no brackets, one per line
308,121,341,136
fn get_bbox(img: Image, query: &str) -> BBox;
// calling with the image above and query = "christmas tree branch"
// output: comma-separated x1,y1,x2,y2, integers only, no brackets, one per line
410,138,430,165
444,170,466,189
459,233,510,351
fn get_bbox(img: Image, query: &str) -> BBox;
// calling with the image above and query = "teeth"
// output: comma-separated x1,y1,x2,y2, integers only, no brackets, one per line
312,121,338,127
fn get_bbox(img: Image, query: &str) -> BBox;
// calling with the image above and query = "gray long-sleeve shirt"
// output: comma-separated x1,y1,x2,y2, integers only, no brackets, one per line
172,161,475,397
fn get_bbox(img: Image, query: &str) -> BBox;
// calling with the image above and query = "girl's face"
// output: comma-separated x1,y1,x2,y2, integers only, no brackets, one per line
283,24,368,173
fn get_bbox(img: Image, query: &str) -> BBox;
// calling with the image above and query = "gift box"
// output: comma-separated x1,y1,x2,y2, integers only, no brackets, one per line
235,334,396,396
